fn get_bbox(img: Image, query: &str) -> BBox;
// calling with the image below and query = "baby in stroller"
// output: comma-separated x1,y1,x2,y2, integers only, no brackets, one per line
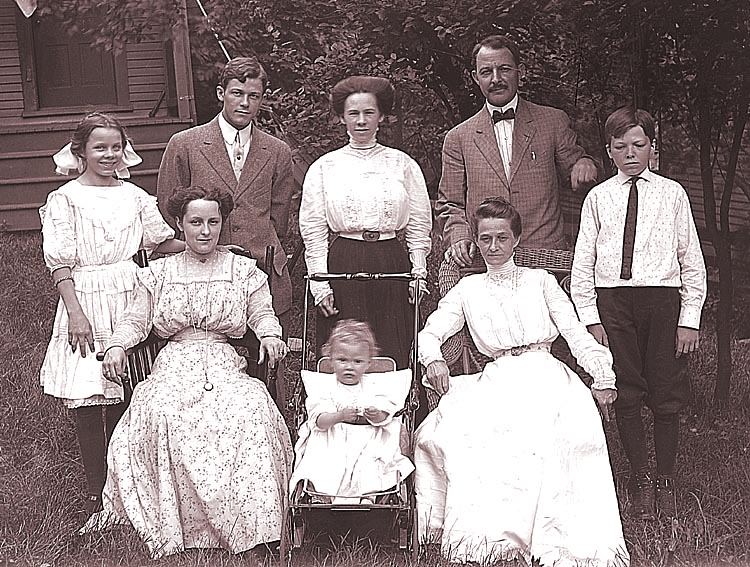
290,319,414,504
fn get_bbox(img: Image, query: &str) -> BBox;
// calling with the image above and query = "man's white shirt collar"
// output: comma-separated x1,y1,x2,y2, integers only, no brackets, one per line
218,113,252,147
486,94,519,117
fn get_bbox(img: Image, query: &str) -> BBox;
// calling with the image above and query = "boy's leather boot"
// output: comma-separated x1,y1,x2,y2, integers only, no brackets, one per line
629,470,655,520
655,475,677,518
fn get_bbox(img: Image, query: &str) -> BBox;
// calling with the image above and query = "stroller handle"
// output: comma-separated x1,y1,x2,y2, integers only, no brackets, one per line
307,272,416,282
301,273,424,378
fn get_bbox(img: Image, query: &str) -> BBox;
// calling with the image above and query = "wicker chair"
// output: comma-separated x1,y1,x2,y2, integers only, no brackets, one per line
431,247,575,410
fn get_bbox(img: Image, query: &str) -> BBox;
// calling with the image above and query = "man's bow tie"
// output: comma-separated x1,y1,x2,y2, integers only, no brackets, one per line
492,108,515,123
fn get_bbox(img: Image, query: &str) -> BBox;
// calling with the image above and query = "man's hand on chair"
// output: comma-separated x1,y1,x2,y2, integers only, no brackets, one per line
445,240,475,268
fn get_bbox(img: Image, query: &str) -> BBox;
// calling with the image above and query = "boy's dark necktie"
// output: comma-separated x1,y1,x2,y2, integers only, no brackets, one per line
620,176,640,280
232,130,244,180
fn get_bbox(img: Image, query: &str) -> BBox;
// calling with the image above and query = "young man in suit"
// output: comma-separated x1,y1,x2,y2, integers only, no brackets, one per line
437,35,598,265
157,57,294,327
157,57,294,404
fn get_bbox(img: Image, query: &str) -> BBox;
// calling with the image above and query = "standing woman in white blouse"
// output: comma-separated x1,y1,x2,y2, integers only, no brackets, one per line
299,76,432,370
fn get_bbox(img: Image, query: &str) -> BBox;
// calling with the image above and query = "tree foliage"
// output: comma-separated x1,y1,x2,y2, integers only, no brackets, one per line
37,0,185,50
35,0,750,401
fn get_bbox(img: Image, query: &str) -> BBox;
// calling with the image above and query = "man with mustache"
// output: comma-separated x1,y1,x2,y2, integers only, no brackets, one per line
437,35,598,265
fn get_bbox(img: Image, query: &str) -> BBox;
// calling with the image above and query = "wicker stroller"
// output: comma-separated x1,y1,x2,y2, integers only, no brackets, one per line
279,271,423,565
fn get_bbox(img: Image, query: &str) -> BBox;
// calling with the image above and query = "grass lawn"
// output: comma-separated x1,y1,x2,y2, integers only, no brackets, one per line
1,229,749,567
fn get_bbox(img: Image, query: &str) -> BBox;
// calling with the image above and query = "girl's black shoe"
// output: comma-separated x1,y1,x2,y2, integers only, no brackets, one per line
84,494,103,516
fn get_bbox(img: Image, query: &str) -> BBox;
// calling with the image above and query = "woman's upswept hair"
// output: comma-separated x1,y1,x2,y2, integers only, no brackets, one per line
166,185,234,222
470,197,522,239
321,319,379,359
330,76,395,116
70,112,128,159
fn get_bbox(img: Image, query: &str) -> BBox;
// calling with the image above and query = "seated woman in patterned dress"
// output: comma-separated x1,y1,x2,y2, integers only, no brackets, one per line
84,185,293,559
414,198,629,566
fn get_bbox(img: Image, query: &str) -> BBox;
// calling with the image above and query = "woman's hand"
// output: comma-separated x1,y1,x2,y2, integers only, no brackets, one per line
426,360,451,395
592,387,617,422
102,346,127,385
68,311,95,358
259,336,288,368
364,407,388,423
317,293,339,317
408,279,430,305
586,323,609,347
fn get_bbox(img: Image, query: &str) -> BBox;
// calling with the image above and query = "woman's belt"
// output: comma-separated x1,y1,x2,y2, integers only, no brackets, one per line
493,342,551,358
74,259,135,273
171,328,227,344
338,230,396,242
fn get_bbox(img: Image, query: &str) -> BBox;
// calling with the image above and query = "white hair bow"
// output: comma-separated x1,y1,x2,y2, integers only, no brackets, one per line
52,141,143,178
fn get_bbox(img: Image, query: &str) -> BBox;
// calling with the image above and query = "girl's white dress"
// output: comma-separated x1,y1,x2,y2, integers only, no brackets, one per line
415,263,629,566
39,179,174,407
290,370,414,502
91,251,293,558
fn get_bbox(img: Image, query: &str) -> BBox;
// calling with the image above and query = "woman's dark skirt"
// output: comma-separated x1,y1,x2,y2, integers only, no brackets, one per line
317,236,413,369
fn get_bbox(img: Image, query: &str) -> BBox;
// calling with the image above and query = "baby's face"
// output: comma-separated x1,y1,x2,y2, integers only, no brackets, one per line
330,341,371,386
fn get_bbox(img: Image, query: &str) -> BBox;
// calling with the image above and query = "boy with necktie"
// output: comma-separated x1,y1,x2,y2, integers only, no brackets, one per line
571,107,706,520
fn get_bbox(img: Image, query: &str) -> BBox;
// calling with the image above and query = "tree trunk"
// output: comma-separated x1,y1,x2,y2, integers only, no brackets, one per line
712,75,750,403
695,68,732,406
713,239,733,403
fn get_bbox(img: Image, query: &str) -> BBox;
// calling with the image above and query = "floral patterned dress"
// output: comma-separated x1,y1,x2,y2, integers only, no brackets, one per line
39,179,174,407
95,250,293,558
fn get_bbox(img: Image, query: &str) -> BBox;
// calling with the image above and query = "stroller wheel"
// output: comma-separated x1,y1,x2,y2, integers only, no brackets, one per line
279,506,293,567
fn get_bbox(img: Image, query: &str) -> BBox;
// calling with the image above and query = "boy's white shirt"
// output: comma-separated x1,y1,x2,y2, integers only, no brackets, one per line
571,167,707,329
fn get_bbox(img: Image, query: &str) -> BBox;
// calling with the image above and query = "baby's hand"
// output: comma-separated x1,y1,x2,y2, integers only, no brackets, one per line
364,407,388,424
339,407,359,423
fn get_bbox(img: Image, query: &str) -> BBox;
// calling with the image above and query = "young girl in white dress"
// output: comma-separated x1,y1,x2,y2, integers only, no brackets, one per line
39,112,181,517
290,320,414,503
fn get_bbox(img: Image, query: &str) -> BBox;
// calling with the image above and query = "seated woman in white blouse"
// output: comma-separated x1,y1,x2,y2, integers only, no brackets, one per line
298,75,432,376
415,198,629,567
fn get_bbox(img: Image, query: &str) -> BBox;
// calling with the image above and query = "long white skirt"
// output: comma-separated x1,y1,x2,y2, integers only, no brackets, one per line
415,351,629,566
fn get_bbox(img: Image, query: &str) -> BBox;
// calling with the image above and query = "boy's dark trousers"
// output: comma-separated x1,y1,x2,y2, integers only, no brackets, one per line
596,286,687,477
